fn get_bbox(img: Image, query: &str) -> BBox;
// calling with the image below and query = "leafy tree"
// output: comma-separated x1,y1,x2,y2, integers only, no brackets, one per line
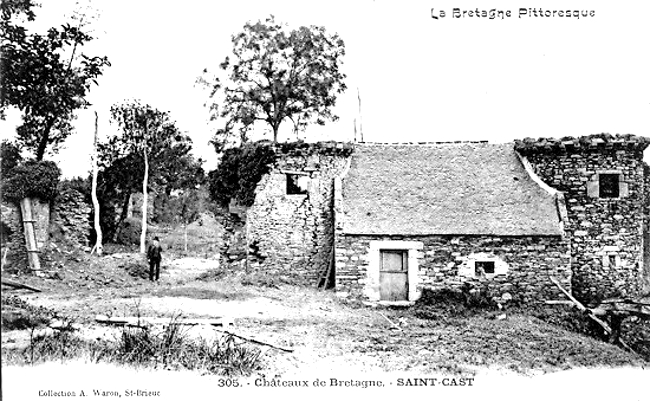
1,0,110,160
101,101,203,248
172,189,202,253
201,15,347,149
1,139,23,173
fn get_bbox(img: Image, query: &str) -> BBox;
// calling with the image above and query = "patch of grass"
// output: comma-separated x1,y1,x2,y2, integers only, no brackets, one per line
413,287,497,320
2,315,263,376
1,295,56,331
152,286,249,301
196,269,227,282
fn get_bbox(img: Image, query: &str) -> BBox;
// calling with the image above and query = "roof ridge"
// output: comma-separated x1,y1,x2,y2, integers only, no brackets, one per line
357,140,491,145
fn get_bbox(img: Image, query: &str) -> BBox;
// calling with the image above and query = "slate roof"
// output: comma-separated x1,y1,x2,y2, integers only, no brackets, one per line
341,142,563,236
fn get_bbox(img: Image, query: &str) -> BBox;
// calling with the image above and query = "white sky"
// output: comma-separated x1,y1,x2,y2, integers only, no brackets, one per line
2,0,649,177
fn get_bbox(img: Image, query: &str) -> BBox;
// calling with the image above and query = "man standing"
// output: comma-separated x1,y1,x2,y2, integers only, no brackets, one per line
147,236,163,281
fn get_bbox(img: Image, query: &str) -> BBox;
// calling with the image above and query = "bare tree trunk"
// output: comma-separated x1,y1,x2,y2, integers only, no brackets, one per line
140,144,149,253
184,223,188,253
272,123,279,143
91,111,103,255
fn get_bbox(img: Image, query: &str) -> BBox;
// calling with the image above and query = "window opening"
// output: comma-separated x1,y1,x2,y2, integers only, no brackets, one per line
475,261,495,276
286,174,308,195
599,174,620,198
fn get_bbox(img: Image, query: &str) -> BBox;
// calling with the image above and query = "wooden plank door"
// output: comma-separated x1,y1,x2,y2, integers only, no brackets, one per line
379,250,408,301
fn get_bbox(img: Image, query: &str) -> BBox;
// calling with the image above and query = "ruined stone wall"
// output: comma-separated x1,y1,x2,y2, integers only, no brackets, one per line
245,143,352,284
334,234,571,303
50,188,92,249
218,210,247,267
0,198,50,269
643,163,650,293
1,202,26,267
0,188,91,270
516,135,649,302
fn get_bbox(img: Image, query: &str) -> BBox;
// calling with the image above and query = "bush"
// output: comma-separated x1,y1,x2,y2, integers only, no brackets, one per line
58,176,92,200
2,160,61,202
114,217,141,245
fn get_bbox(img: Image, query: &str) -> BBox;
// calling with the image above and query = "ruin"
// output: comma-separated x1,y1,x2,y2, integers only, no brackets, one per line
229,134,650,304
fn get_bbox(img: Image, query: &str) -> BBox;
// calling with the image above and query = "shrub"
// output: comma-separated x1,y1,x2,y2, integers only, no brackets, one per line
2,160,61,202
114,217,141,245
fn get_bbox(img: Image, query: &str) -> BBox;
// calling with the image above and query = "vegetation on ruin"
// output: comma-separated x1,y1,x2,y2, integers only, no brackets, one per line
1,160,60,202
208,142,276,208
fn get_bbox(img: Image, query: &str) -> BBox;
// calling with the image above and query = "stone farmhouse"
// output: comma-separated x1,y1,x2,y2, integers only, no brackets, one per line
233,134,650,304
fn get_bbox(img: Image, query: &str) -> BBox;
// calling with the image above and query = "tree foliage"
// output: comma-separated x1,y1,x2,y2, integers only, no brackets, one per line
207,142,276,208
96,101,204,241
102,101,202,196
2,160,60,202
1,139,23,173
1,0,110,160
201,15,347,149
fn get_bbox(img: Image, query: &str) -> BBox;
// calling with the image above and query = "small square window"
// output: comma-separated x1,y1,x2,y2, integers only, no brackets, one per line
475,261,495,276
286,174,308,195
599,174,620,198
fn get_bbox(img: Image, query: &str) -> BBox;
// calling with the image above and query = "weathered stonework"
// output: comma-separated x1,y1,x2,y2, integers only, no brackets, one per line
516,134,650,302
334,234,571,303
50,188,92,248
1,198,50,268
643,163,650,293
239,134,647,305
0,187,92,270
244,142,352,284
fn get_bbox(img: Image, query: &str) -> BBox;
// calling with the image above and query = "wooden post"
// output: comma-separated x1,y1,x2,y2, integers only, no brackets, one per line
19,198,41,272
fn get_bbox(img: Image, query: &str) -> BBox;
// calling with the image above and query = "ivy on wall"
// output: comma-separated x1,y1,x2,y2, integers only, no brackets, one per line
208,142,277,208
2,161,61,202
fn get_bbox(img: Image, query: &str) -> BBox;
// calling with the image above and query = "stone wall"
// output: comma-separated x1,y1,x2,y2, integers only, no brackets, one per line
643,163,650,293
49,188,92,249
245,142,352,284
0,188,91,270
515,134,649,302
334,234,571,303
218,210,247,267
0,198,50,269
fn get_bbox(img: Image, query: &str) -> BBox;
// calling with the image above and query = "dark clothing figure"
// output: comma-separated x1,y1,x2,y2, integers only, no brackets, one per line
147,239,162,281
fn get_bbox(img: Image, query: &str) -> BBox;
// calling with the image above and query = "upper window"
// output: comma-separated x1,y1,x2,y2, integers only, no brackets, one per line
286,174,308,195
599,174,620,198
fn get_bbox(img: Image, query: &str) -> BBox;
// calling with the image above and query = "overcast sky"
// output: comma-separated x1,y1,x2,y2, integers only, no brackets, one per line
2,0,649,177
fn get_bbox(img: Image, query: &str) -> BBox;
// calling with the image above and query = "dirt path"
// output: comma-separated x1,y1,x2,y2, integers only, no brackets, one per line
3,252,648,380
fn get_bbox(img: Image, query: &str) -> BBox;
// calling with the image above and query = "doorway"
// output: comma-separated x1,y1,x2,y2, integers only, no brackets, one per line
379,250,408,301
